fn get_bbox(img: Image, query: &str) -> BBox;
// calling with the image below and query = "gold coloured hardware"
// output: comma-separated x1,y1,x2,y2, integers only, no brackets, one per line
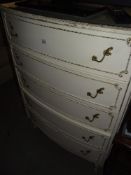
85,114,99,122
82,136,95,143
87,88,104,99
92,47,113,63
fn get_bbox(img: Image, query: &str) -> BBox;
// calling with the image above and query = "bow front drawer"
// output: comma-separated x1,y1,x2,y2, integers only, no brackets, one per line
23,83,114,131
15,53,125,111
6,14,131,79
28,109,102,163
25,98,108,150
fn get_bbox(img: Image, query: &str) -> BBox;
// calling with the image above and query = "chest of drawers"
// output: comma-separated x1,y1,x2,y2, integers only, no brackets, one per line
1,3,131,168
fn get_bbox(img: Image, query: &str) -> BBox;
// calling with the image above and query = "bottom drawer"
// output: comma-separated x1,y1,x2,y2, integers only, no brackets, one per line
23,92,108,150
28,108,102,163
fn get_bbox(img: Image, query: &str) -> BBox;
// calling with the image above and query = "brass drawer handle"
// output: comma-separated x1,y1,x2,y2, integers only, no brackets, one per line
85,114,99,122
92,47,113,63
82,136,95,143
80,150,91,156
87,88,104,99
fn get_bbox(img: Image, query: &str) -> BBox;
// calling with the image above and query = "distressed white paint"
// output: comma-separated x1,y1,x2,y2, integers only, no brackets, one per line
29,109,102,163
5,14,131,80
1,5,131,167
10,49,126,111
26,100,108,150
23,85,114,132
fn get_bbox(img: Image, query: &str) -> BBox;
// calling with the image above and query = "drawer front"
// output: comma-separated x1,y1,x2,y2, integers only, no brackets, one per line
23,83,114,131
29,109,102,163
15,54,125,110
23,92,108,149
6,14,131,78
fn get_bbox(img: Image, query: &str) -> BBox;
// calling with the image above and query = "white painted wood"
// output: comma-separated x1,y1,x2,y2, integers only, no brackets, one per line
18,73,116,132
5,14,131,79
15,57,125,111
11,46,129,84
23,85,114,132
24,95,109,150
2,7,131,37
11,41,131,82
27,107,103,164
2,6,131,167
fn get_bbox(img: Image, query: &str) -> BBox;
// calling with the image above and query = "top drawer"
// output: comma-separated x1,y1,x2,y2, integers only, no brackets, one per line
5,14,131,79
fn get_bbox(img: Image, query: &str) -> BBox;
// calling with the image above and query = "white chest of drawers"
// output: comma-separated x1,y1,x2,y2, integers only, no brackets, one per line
1,3,131,168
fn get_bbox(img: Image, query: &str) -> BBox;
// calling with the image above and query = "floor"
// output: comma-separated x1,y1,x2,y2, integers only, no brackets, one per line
0,79,98,175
